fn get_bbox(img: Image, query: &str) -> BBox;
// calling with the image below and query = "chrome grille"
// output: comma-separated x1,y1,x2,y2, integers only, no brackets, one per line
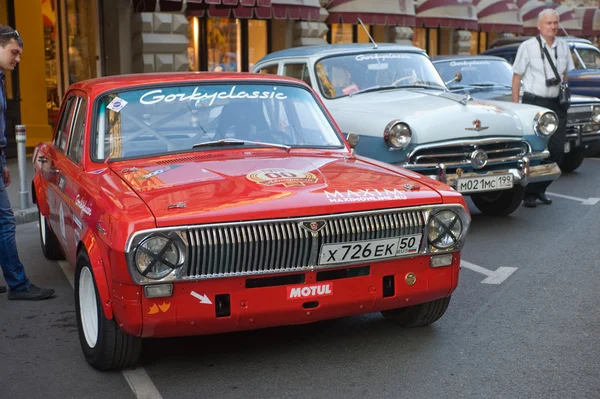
407,139,530,167
567,105,593,126
184,210,426,279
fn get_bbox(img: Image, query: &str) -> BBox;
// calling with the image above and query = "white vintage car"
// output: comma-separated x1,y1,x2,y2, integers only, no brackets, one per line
253,44,561,216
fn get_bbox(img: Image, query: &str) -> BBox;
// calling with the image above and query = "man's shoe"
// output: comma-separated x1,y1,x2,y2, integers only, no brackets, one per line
523,196,537,208
8,284,55,301
0,285,6,294
537,193,553,205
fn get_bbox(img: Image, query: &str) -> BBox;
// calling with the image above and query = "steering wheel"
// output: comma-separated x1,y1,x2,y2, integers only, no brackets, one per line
391,75,418,86
255,129,295,145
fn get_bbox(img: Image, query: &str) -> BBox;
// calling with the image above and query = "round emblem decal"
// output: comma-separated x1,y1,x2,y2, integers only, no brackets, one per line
247,168,318,187
470,149,488,169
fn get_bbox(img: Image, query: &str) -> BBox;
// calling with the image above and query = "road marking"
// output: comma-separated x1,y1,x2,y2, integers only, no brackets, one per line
546,192,600,205
461,260,517,284
588,158,600,161
58,261,163,399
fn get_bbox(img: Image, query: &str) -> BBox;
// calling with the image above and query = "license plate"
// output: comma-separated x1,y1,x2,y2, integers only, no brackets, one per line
564,141,571,153
319,235,422,265
456,174,513,193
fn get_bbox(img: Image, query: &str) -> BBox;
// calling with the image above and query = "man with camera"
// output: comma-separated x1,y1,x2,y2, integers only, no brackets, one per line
511,8,574,208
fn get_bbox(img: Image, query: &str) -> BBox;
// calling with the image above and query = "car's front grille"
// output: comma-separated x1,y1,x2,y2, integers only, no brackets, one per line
183,209,426,279
407,139,530,168
567,105,593,126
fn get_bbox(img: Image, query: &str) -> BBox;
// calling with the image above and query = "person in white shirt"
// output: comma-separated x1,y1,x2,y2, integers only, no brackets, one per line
512,8,574,208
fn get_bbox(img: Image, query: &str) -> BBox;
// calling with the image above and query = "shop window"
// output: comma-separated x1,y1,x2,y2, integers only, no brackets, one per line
413,28,426,50
283,64,312,86
478,32,487,54
248,20,267,71
207,18,240,72
66,0,98,85
428,29,439,56
356,24,372,43
331,24,353,44
43,0,60,128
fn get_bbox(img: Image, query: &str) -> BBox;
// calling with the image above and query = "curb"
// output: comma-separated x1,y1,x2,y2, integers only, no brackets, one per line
14,207,37,225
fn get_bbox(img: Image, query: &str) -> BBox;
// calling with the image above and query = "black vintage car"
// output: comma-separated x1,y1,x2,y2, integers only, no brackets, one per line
432,55,600,172
480,37,600,99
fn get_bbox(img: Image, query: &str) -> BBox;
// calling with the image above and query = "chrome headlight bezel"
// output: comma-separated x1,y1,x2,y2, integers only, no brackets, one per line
384,120,412,149
534,110,558,137
426,209,469,252
127,231,188,283
592,106,600,123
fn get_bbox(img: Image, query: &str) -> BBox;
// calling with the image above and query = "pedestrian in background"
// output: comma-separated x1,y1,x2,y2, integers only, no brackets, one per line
0,25,55,300
511,9,574,208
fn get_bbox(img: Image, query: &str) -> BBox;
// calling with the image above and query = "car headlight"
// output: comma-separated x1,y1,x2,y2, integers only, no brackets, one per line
384,121,411,149
427,210,462,250
134,234,186,279
592,106,600,123
534,111,558,137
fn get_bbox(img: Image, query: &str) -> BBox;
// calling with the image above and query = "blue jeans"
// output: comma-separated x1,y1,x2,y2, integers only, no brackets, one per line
0,175,29,291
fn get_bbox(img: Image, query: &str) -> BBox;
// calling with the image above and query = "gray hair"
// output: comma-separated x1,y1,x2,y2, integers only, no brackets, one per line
538,8,559,22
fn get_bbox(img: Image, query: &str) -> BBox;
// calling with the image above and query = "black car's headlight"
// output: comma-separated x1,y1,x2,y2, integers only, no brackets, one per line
133,233,186,280
427,210,463,250
384,121,411,149
534,110,558,137
592,106,600,123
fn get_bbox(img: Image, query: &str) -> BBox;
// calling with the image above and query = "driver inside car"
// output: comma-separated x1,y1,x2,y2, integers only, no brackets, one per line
216,100,270,141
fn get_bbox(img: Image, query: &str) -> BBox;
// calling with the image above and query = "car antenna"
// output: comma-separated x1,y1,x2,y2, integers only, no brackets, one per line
357,17,377,49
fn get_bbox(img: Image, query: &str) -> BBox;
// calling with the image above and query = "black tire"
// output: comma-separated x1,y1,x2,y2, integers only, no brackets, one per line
38,208,64,260
74,251,142,370
381,296,451,327
559,147,585,173
470,186,525,216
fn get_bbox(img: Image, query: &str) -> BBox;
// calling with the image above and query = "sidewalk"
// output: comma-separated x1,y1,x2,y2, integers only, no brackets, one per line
4,155,37,225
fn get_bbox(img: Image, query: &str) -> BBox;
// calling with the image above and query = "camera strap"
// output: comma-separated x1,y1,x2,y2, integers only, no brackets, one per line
536,36,562,83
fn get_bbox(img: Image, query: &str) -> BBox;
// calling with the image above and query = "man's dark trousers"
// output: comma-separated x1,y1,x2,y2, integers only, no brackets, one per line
521,92,567,196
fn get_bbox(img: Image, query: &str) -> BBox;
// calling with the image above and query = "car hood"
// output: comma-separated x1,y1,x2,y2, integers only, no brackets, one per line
325,89,525,143
110,152,444,227
456,86,598,105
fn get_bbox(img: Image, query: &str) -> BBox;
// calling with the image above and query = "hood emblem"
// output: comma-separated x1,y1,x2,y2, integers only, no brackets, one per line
465,119,489,132
470,149,488,169
300,220,327,234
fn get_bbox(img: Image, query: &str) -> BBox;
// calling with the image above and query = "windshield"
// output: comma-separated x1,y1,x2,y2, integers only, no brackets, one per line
435,59,513,88
315,52,446,99
92,83,344,161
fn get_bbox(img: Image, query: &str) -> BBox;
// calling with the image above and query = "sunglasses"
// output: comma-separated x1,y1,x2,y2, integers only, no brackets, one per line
0,30,19,39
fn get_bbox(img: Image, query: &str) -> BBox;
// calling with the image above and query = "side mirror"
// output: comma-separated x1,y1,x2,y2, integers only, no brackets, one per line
445,71,463,86
346,132,359,149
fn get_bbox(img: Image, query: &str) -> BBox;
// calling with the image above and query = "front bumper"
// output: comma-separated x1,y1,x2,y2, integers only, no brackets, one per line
116,254,461,338
421,157,561,193
566,123,600,148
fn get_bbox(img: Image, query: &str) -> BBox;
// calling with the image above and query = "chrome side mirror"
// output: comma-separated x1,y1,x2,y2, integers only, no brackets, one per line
346,132,359,149
445,71,463,86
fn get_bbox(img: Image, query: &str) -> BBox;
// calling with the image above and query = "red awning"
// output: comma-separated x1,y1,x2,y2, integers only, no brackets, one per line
416,0,478,30
326,0,416,27
186,0,320,20
474,0,523,33
574,7,598,37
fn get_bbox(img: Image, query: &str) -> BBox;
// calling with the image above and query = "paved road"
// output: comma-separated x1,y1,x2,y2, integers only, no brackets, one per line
1,159,600,399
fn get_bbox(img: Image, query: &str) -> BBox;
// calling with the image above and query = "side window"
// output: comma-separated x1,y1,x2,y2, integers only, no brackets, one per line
258,64,278,75
54,97,77,153
283,63,312,86
67,98,87,164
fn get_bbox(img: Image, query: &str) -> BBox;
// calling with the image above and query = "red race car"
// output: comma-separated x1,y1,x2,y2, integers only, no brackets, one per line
32,72,471,370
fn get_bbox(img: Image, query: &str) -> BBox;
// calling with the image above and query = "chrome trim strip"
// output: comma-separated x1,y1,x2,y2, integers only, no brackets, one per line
405,137,532,161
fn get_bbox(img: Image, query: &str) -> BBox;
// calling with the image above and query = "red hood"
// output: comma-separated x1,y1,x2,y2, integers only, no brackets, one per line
110,152,444,227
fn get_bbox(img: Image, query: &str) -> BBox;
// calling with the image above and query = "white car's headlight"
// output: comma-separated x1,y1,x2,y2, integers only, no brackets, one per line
134,234,186,279
384,121,411,149
534,111,558,137
427,210,462,250
592,106,600,123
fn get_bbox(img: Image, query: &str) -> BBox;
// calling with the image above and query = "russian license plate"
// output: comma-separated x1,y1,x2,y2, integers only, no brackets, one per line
564,141,571,153
319,235,422,265
456,174,513,193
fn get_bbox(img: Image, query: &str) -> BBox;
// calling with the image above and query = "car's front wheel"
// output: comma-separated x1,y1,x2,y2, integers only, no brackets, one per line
381,296,451,327
559,147,585,173
38,208,64,260
74,251,142,370
470,186,525,216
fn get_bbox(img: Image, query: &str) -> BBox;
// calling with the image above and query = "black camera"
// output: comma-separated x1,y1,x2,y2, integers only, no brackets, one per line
545,77,560,87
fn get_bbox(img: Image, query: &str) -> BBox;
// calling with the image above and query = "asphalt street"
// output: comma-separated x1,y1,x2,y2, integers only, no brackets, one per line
1,159,599,399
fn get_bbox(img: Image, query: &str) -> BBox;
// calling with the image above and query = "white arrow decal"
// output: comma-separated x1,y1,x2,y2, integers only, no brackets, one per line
461,261,517,284
190,291,213,304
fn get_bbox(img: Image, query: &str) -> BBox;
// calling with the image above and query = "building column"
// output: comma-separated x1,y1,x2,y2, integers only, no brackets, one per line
292,0,329,46
15,0,52,148
453,30,472,55
390,26,414,45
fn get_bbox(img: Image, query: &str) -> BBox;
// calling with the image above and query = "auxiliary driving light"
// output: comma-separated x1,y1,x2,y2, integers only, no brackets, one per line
430,254,454,268
144,284,173,298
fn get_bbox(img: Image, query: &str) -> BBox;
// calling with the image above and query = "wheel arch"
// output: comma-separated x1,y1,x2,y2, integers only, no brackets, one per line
77,233,114,320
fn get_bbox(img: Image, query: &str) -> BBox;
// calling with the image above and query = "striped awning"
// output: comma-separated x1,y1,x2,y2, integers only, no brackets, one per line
574,7,599,37
415,0,478,30
326,0,416,27
474,0,523,33
186,0,321,20
519,0,582,36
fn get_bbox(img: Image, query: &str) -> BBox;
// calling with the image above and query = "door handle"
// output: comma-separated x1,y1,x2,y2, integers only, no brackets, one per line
49,168,60,174
37,156,48,163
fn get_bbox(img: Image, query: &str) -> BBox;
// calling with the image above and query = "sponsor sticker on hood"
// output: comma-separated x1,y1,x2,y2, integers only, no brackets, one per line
247,168,318,187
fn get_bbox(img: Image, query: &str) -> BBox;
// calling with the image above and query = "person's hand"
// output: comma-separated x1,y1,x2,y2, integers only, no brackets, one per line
2,166,10,187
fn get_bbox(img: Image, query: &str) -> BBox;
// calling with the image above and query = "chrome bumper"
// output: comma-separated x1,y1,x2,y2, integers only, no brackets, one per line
566,124,600,146
423,157,562,192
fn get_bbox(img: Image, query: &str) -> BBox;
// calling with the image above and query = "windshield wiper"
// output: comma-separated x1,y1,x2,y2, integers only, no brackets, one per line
192,138,291,152
348,85,399,97
394,84,445,90
469,82,512,89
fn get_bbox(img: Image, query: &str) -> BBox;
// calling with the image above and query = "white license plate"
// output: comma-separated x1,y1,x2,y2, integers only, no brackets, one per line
564,141,571,153
319,235,422,265
456,174,513,193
